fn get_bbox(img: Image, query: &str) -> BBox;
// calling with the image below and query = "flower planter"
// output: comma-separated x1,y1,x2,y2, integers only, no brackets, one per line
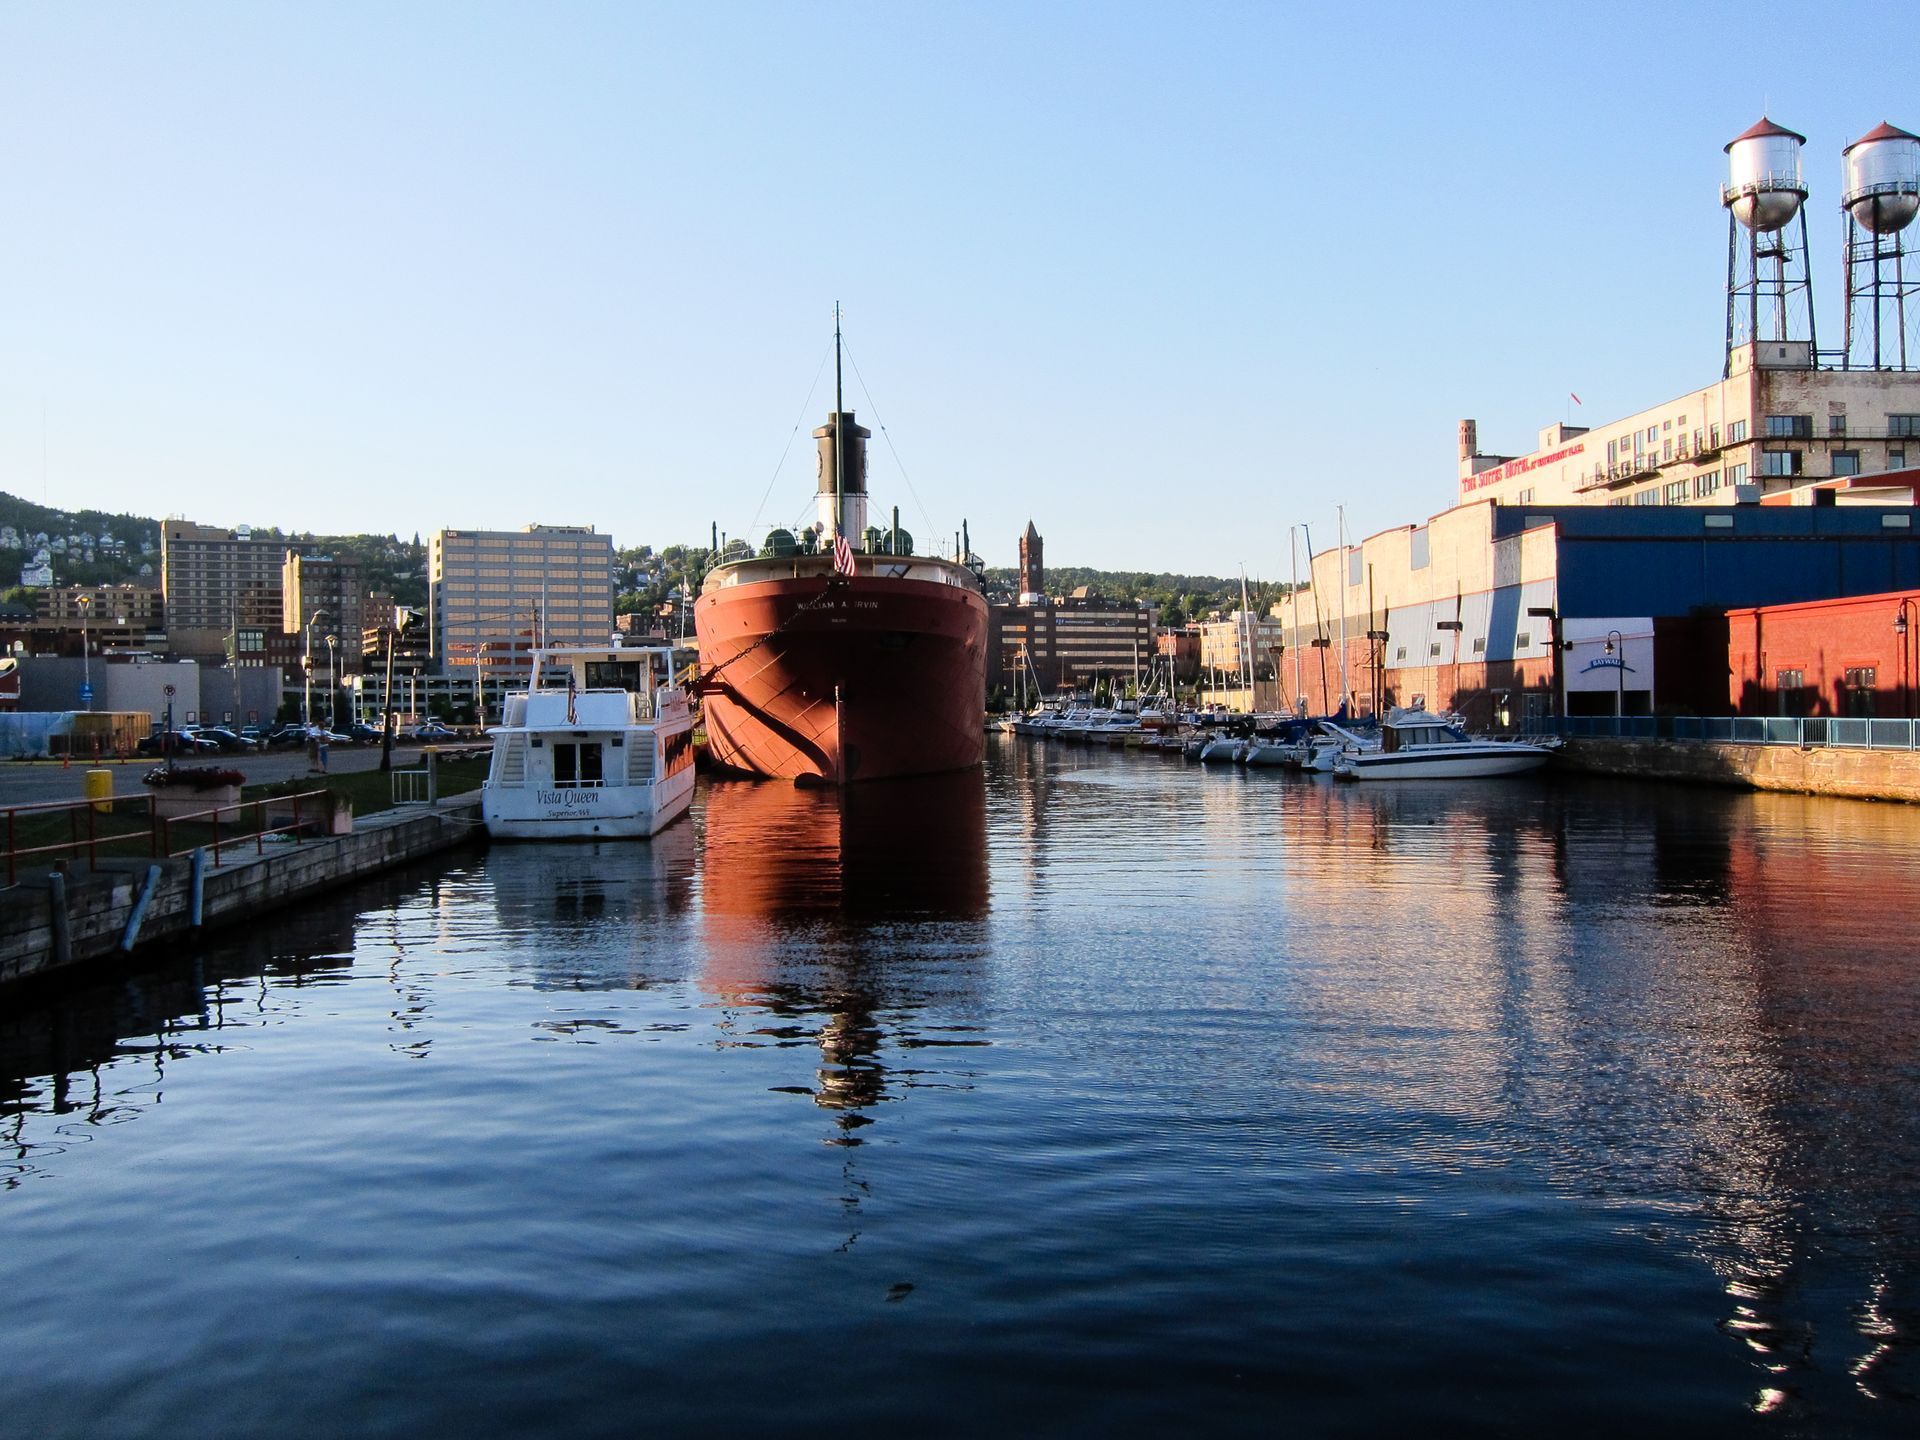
149,783,242,821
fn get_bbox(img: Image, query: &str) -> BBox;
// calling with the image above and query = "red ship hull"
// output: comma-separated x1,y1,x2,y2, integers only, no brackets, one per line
695,565,988,784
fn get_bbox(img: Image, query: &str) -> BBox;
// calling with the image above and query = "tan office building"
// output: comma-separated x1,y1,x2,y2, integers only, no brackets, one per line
429,524,616,686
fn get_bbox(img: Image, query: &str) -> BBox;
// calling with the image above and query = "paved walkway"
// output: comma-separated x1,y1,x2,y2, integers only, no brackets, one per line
0,743,444,809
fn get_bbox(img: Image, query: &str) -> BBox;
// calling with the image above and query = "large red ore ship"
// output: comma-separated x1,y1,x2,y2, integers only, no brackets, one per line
695,344,987,784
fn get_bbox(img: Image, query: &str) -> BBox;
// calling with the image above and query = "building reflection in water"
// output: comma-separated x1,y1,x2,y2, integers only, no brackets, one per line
1267,773,1920,1414
698,770,990,1143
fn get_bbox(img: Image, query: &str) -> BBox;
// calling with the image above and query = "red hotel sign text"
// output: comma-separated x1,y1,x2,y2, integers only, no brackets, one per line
1460,441,1586,492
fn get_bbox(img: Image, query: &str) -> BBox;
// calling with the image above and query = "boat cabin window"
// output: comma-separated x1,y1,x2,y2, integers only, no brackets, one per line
552,741,605,788
583,659,653,693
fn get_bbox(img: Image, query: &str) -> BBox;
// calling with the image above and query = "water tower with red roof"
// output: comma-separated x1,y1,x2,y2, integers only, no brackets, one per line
1721,117,1818,377
1840,121,1920,370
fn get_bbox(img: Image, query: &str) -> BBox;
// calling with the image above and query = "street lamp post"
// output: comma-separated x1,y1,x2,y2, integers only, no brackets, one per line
303,609,330,727
1604,629,1625,721
381,609,420,773
1896,600,1918,720
1526,605,1565,730
325,634,339,731
76,594,93,711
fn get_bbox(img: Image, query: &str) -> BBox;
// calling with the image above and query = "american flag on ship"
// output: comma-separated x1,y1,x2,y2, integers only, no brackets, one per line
566,667,578,725
832,528,856,577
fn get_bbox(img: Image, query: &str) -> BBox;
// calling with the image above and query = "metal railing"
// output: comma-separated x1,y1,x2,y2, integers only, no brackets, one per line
5,786,336,888
1526,715,1920,750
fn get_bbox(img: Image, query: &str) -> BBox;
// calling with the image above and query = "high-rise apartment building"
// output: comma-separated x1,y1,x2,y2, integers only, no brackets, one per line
159,521,305,663
429,524,616,687
283,550,365,675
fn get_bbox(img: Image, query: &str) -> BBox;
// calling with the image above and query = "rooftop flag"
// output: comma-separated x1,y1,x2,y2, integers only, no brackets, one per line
566,667,577,725
1570,392,1582,405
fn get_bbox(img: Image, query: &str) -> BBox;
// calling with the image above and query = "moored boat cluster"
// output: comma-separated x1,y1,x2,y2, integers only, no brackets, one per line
1000,701,1561,780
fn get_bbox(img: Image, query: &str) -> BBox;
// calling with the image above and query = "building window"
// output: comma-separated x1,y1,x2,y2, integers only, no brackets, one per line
1694,470,1721,498
1663,480,1688,503
1395,646,1406,660
1764,414,1813,438
1516,632,1531,648
1633,489,1660,506
1844,667,1877,718
1776,668,1808,717
1471,638,1486,654
1728,420,1749,444
1728,462,1749,488
1830,414,1848,437
1428,642,1441,658
1662,439,1673,461
1832,451,1861,477
1760,451,1803,477
1887,414,1920,438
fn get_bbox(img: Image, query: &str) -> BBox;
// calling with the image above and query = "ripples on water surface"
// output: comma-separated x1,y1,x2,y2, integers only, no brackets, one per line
3,740,1918,1435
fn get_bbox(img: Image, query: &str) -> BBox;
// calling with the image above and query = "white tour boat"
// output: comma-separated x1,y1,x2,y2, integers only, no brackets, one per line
482,644,696,840
1332,707,1555,781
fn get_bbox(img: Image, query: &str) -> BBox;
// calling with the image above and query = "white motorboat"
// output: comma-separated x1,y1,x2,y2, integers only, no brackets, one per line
1241,735,1295,766
482,645,696,839
1332,707,1554,781
1198,734,1247,764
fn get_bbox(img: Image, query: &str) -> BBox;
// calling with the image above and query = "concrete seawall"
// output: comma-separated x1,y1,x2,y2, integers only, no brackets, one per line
1,796,484,989
1560,738,1920,803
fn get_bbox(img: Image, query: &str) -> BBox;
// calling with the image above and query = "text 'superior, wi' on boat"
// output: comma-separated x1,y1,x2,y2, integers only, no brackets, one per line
694,319,987,785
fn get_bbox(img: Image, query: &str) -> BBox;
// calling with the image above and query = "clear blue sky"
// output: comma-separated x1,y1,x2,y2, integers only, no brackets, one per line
3,1,1916,577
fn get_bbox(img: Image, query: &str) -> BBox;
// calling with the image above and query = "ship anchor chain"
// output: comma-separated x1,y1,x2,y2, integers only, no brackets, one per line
696,573,853,694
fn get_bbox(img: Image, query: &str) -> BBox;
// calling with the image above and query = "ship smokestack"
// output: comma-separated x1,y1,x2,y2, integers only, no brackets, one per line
814,410,871,541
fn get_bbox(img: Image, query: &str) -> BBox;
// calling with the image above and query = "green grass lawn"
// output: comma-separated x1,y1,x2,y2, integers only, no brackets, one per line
243,755,490,819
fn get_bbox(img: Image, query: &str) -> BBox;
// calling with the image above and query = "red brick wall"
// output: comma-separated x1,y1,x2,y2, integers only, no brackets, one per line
1727,589,1920,718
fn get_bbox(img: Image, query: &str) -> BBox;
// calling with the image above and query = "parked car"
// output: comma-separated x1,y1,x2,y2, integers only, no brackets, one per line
410,722,457,741
347,722,384,744
136,730,220,757
262,725,309,747
196,727,258,751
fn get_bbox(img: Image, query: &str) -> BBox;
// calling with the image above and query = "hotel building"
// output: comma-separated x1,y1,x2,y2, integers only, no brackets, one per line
428,524,616,688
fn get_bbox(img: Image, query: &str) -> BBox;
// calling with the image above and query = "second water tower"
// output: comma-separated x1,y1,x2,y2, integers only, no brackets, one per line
1841,121,1920,370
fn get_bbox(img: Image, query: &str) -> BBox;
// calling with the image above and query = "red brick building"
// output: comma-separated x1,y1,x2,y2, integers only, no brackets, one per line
1727,588,1920,718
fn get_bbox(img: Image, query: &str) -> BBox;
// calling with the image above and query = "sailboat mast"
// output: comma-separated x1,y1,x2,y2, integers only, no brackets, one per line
1288,526,1304,708
1239,567,1252,711
1335,506,1350,712
833,303,846,539
1303,523,1329,712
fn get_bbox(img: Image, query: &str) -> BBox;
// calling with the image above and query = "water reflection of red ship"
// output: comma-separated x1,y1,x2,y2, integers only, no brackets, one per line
698,772,989,1135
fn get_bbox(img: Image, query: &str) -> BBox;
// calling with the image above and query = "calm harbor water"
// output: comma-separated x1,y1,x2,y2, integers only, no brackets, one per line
3,739,1918,1435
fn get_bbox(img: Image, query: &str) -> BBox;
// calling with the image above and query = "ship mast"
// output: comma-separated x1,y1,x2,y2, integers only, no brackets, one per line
833,302,845,540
